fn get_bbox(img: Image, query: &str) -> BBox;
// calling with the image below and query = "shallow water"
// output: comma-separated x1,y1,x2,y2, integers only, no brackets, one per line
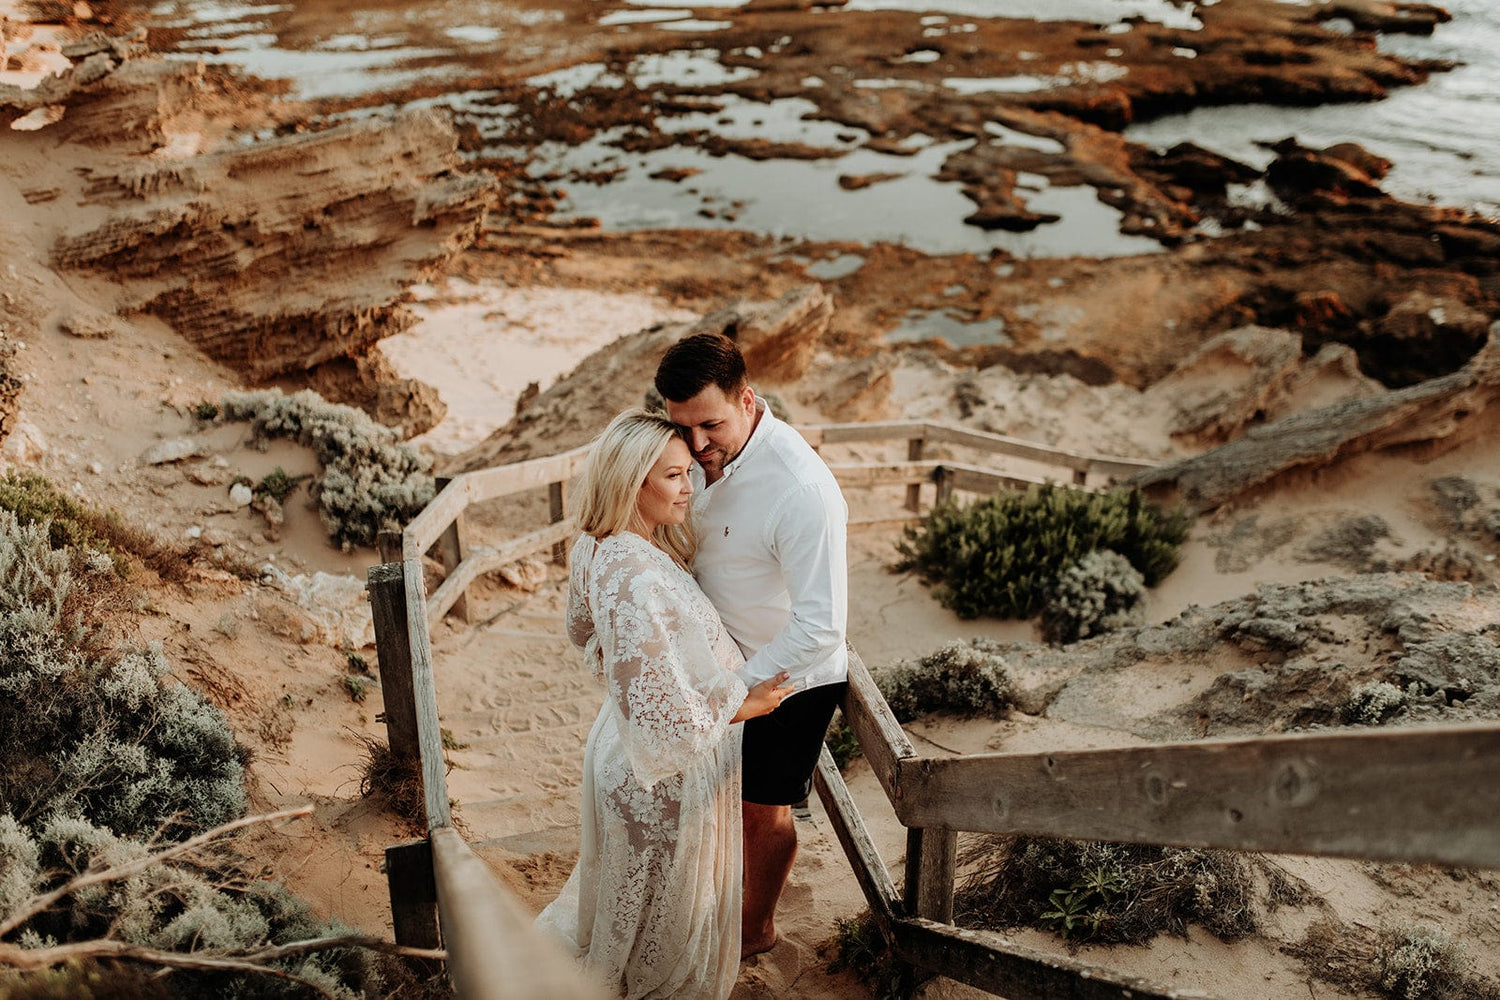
1126,0,1500,219
143,0,1500,259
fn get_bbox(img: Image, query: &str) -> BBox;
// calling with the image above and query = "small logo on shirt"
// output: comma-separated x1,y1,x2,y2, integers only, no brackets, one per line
724,526,730,536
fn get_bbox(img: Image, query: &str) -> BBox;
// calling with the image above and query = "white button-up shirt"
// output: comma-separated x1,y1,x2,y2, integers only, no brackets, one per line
690,397,849,693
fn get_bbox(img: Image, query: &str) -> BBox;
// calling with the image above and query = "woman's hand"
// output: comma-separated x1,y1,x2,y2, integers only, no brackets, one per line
732,671,795,722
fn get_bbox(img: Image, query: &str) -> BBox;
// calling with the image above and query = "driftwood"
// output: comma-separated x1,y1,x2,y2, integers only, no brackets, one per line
1132,330,1500,512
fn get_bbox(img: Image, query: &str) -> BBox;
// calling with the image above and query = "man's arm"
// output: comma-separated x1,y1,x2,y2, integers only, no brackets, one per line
738,481,848,688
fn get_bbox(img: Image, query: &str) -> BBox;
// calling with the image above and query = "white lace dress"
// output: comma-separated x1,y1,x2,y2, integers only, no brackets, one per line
536,531,749,999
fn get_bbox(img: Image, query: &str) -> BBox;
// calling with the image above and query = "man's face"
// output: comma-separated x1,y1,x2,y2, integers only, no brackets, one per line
665,383,756,480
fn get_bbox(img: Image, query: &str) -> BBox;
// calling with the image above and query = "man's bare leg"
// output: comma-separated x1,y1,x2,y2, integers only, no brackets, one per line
743,801,797,957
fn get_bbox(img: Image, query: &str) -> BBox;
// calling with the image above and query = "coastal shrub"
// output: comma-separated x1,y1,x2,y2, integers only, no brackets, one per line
0,510,245,839
221,389,435,550
896,484,1189,621
1341,680,1408,726
824,712,861,771
828,913,918,1000
0,493,441,999
1377,925,1466,1000
826,640,1015,770
1040,550,1147,644
956,836,1258,945
0,814,392,1000
875,639,1014,723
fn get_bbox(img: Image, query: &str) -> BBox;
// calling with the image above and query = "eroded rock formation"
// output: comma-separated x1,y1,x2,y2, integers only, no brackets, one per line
1133,327,1500,512
4,33,494,420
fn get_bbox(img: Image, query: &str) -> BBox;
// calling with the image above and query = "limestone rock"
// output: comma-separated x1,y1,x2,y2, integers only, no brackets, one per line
499,558,548,592
376,376,447,440
140,437,207,465
260,566,375,648
1146,326,1303,442
1132,328,1500,512
53,105,496,381
684,284,833,384
0,417,45,465
1375,290,1491,345
59,309,126,339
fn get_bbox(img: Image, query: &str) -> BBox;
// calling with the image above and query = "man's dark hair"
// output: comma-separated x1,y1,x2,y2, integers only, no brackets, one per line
654,332,748,403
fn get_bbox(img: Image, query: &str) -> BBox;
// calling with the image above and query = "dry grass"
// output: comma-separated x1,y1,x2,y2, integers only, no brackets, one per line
352,733,429,833
954,835,1263,946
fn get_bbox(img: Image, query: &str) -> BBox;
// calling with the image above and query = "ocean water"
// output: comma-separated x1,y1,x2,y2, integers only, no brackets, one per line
1126,0,1500,219
143,0,1500,253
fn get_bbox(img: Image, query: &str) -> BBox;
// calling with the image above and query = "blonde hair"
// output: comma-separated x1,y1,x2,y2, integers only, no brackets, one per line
576,408,697,570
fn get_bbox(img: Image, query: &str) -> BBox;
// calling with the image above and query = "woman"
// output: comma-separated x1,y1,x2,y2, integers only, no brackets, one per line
536,409,794,999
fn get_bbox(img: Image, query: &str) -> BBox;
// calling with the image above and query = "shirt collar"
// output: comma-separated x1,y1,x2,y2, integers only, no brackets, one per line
718,393,774,481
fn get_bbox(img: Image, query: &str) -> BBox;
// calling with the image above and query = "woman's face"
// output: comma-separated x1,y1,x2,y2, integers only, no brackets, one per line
636,436,694,532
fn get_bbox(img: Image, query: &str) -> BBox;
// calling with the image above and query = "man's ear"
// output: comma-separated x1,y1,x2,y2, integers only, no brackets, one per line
739,384,755,412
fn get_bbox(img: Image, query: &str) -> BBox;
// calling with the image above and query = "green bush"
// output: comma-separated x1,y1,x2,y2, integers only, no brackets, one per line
897,484,1190,621
0,471,134,577
956,836,1258,945
0,511,246,840
0,494,444,999
825,640,1015,770
0,470,201,583
876,640,1014,723
1040,549,1147,644
221,389,434,550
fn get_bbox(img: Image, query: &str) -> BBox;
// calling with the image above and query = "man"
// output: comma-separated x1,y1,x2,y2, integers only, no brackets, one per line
654,332,849,958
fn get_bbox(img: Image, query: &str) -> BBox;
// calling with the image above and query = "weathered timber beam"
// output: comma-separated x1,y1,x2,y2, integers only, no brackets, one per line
430,828,608,999
402,558,450,830
403,476,472,559
812,748,901,942
425,520,578,626
462,445,590,504
826,460,938,489
894,723,1500,868
842,648,915,805
892,918,1207,1000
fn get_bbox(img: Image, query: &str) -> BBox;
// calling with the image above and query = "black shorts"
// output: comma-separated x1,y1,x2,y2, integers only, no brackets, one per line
742,680,848,807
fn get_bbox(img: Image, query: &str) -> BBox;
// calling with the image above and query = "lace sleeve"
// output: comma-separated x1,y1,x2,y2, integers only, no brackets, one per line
593,538,749,789
565,535,603,677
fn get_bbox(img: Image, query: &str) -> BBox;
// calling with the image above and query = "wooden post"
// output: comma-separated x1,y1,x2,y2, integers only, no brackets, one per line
384,838,441,975
934,466,954,508
905,826,957,924
549,480,568,566
403,556,453,830
377,530,404,566
433,477,470,624
368,563,421,764
905,438,925,512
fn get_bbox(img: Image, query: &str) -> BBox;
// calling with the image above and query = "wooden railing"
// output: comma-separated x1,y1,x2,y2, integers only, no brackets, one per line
818,653,1500,999
366,559,608,999
378,420,1156,631
362,419,1153,996
368,419,1498,998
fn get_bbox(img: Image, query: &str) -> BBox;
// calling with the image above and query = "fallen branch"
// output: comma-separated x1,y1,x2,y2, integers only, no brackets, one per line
0,806,314,938
0,934,446,974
